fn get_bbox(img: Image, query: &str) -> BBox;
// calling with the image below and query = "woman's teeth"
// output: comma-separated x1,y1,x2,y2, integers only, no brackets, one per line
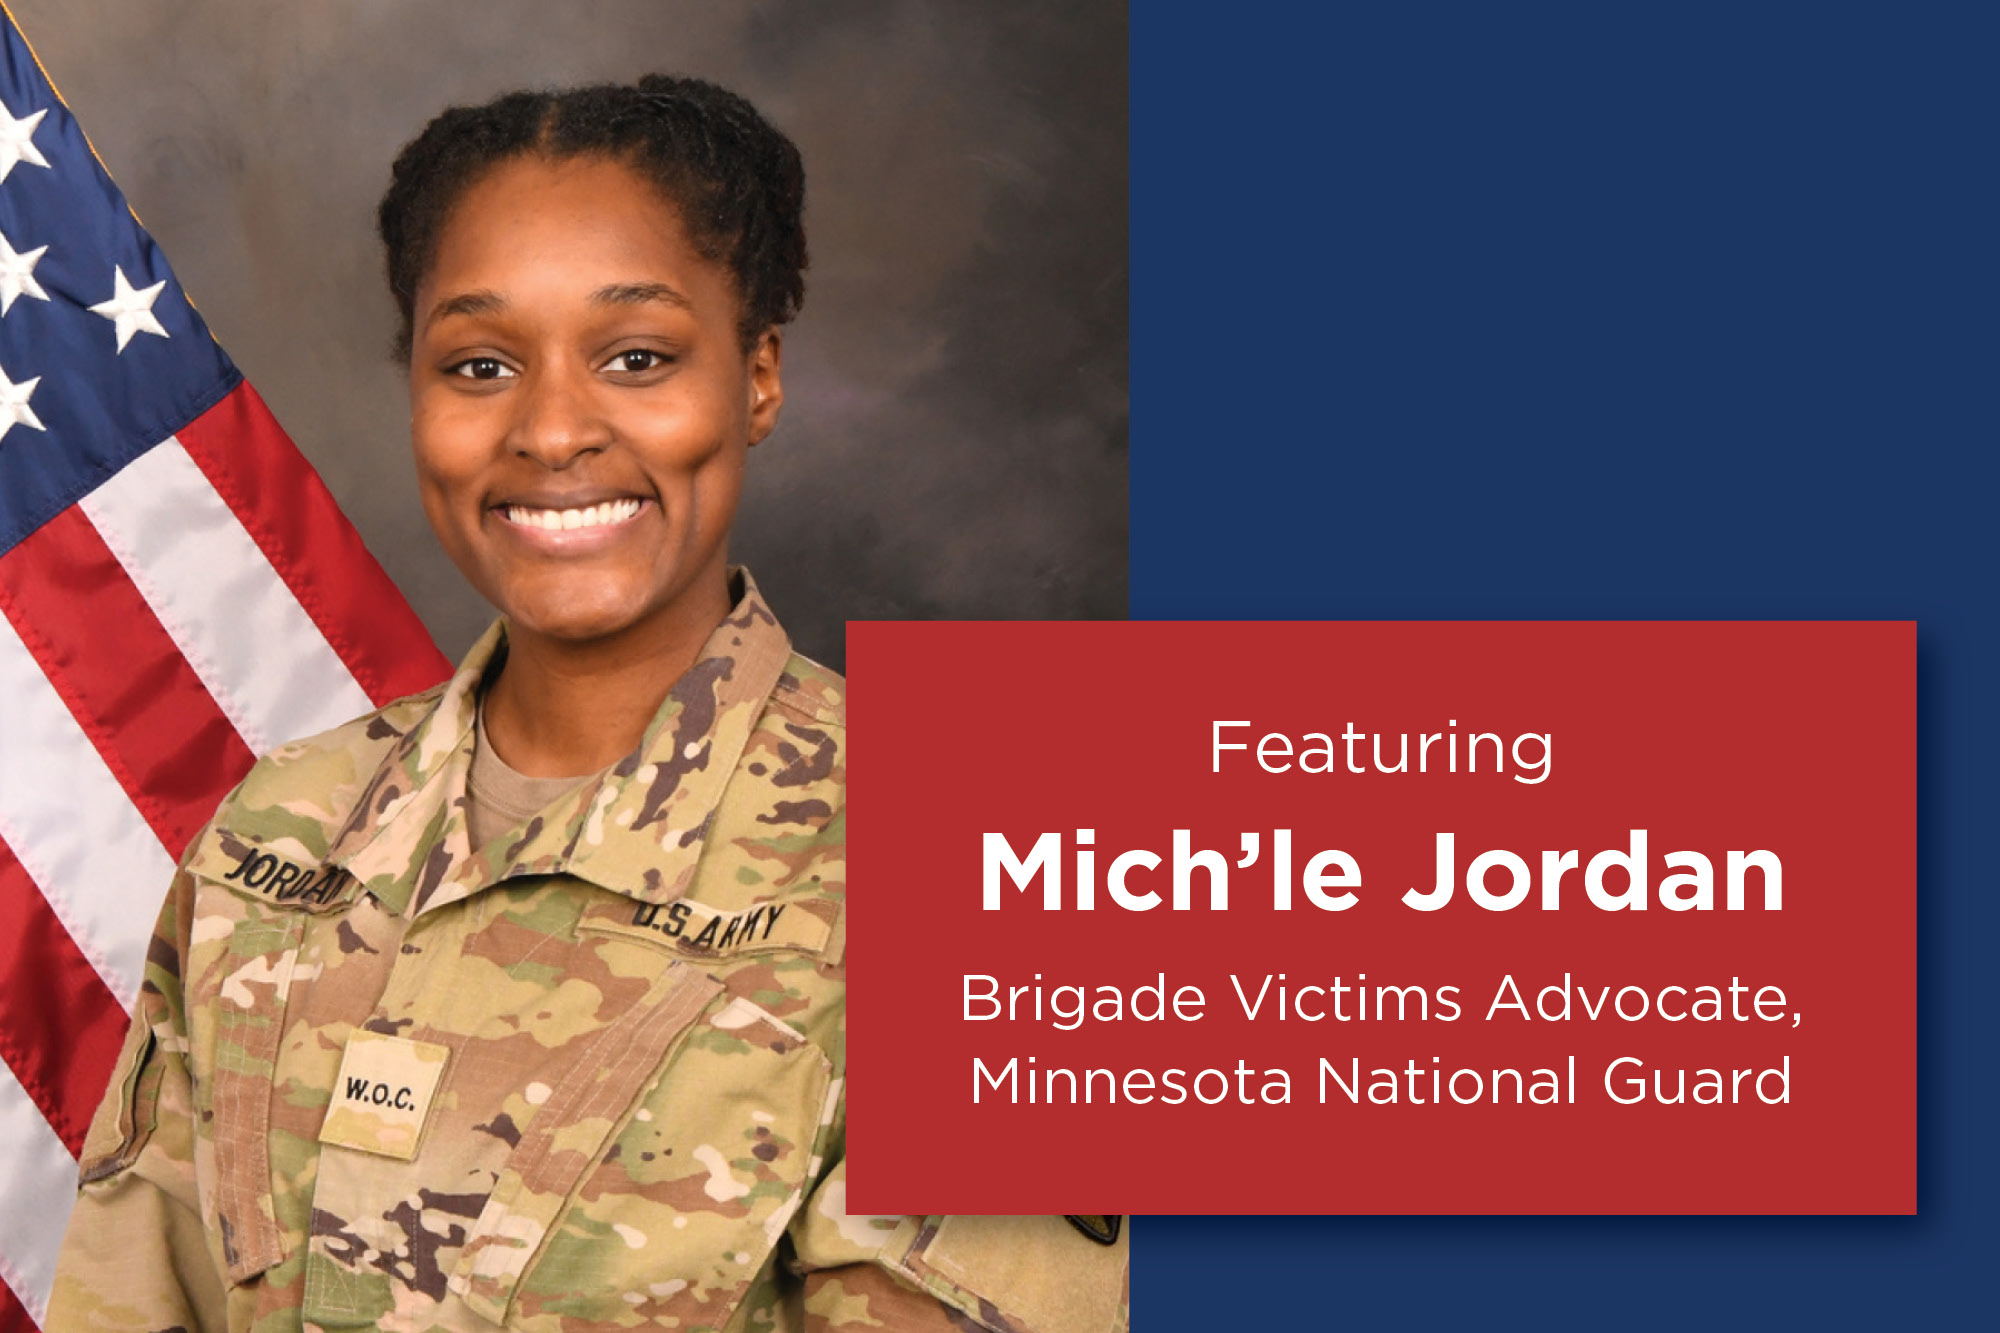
502,498,643,531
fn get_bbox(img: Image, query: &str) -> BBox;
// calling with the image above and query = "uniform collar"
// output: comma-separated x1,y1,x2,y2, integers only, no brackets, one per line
327,571,793,917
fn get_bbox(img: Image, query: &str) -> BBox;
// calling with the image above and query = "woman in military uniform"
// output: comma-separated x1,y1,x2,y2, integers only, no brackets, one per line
46,77,1125,1333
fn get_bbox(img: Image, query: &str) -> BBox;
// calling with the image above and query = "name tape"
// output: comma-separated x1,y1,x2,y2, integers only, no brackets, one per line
214,842,357,913
581,897,832,958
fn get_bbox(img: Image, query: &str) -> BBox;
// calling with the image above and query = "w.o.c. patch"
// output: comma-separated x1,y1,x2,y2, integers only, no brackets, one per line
319,1030,450,1161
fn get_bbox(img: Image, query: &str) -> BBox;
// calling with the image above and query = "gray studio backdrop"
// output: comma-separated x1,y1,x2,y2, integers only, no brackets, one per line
15,1,1128,670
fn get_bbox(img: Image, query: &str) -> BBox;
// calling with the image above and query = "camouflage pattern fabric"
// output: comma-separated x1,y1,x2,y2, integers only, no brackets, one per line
45,575,1129,1332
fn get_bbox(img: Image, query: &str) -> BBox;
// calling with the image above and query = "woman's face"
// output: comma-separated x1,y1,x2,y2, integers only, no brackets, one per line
407,154,781,652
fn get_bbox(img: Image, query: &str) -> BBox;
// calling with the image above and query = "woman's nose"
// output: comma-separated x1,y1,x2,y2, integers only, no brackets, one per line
507,362,611,467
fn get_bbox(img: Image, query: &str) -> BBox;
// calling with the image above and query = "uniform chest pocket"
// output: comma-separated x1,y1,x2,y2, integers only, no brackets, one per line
452,971,834,1331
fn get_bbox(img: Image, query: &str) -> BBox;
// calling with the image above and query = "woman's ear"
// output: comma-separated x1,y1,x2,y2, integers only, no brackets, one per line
747,328,784,445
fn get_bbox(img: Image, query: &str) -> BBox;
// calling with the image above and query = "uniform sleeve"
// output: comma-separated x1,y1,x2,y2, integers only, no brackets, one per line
786,1097,1129,1333
43,867,229,1333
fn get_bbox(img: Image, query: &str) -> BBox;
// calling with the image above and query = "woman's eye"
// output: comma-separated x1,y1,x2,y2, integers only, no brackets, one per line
609,349,669,374
449,357,513,381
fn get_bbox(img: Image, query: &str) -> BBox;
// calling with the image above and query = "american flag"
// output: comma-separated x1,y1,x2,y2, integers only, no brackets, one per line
0,15,449,1326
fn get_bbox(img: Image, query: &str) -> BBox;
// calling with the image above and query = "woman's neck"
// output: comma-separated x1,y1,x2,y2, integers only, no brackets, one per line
480,581,733,777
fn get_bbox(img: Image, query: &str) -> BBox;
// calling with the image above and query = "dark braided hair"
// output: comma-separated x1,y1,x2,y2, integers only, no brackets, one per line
378,74,807,359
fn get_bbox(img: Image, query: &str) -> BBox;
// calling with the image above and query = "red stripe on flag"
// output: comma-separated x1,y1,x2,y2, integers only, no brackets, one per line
0,1270,33,1333
175,382,451,706
0,509,255,858
0,839,129,1157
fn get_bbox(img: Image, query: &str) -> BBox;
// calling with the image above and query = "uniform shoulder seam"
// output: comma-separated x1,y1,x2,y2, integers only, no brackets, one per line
216,684,446,832
772,652,845,728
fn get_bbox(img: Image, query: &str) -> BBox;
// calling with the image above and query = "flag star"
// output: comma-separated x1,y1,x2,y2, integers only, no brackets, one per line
0,365,44,441
0,106,50,184
89,265,171,352
0,232,50,315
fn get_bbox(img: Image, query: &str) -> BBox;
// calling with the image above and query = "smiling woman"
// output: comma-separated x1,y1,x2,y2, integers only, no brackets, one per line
42,77,1128,1333
407,149,778,776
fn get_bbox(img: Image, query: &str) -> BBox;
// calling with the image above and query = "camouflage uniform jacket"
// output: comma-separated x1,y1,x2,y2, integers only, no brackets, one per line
47,580,1128,1333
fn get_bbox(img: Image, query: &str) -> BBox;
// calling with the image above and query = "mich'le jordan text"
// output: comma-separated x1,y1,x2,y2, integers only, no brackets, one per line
982,829,1781,913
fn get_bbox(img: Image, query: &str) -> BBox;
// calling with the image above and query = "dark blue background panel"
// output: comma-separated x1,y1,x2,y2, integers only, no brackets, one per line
1132,3,1991,1329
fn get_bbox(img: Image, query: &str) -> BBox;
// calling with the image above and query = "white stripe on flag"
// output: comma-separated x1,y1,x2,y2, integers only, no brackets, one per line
0,612,176,1006
0,1059,81,1323
79,438,375,755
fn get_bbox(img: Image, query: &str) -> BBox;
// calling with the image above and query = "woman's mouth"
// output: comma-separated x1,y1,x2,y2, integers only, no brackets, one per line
499,498,645,531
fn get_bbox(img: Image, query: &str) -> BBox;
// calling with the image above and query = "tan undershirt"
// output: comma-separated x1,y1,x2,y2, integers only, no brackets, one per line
465,702,604,851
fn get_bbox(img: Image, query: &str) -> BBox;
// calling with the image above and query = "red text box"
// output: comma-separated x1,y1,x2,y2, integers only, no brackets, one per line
846,622,1913,1214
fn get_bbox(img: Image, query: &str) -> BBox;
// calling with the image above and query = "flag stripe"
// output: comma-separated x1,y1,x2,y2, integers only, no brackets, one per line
0,507,256,856
0,1054,77,1326
0,839,127,1154
0,608,174,1006
78,436,376,755
2,19,453,1328
176,383,452,707
0,1264,34,1333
